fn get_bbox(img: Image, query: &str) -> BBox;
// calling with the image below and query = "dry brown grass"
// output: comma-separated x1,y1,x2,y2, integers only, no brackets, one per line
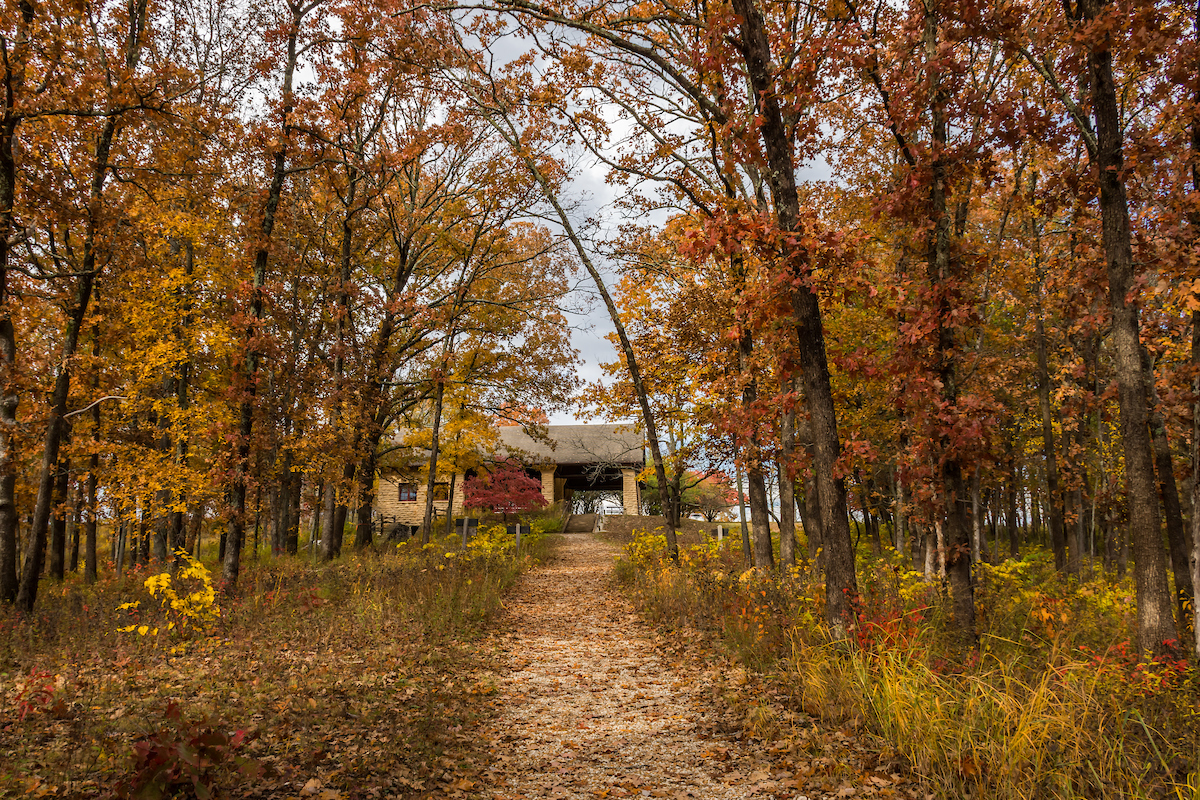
0,531,552,799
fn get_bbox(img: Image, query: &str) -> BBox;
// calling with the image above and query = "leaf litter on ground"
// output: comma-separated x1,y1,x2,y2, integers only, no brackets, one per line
3,536,930,799
470,535,929,800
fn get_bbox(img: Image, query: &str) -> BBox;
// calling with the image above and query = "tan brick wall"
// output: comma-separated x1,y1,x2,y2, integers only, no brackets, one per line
375,475,465,526
622,469,640,515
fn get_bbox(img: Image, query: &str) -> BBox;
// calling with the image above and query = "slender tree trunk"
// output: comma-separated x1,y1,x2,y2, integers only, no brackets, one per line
777,459,796,567
1082,0,1176,654
320,474,338,562
168,244,192,564
443,471,458,539
1035,293,1068,568
224,0,302,590
919,0,974,641
68,494,80,573
0,0,34,604
1188,0,1200,661
729,0,857,635
48,453,70,579
801,422,824,567
860,474,881,555
1143,348,1194,633
83,454,98,584
734,458,751,565
307,480,322,555
421,377,445,545
114,517,126,576
1031,479,1043,546
285,471,301,555
273,447,293,556
737,330,773,569
1008,462,1021,559
355,441,381,549
923,527,936,579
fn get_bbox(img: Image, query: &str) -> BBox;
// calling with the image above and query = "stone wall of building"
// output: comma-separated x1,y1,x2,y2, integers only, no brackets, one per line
375,475,465,526
621,468,640,515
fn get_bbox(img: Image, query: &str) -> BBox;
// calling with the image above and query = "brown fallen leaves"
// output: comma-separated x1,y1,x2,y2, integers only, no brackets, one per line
471,535,931,800
4,536,932,800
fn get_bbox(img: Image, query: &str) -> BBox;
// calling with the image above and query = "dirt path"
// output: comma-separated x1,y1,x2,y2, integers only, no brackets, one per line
475,534,789,800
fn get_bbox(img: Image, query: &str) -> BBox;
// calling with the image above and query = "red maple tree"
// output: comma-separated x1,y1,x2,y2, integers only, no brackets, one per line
463,462,548,521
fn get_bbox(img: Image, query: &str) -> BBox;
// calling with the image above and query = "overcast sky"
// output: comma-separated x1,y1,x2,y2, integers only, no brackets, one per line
545,157,834,427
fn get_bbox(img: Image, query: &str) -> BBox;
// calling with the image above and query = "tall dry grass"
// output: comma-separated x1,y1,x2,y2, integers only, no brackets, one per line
616,529,1200,800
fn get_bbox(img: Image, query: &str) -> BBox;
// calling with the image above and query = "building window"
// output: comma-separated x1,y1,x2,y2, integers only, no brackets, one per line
398,483,418,502
432,483,450,502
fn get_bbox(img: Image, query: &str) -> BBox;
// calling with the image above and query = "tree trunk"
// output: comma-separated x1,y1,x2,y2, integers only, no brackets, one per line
319,474,337,561
274,448,293,555
443,471,458,539
734,458,751,565
168,243,193,566
307,480,322,556
736,329,773,569
729,0,856,635
68,494,80,573
285,470,301,555
1142,348,1194,633
48,452,71,580
1082,0,1176,654
971,469,982,563
777,459,797,567
0,0,35,605
804,471,822,566
922,0,974,642
1035,304,1068,569
224,0,302,590
1008,462,1021,559
421,376,446,545
83,454,98,584
860,474,881,556
923,527,936,579
1188,0,1200,661
356,441,381,549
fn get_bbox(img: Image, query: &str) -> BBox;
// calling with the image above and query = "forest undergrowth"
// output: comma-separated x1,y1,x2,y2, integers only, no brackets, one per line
0,525,552,799
613,528,1200,800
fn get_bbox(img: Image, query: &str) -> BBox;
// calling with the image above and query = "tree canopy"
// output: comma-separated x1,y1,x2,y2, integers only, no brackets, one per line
1,0,1198,663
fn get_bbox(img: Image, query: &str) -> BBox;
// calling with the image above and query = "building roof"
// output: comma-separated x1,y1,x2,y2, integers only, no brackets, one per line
497,424,644,467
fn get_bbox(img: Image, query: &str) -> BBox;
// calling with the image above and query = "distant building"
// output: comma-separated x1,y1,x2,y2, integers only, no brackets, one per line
375,424,644,525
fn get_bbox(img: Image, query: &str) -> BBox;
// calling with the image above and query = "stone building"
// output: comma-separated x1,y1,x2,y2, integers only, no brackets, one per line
374,423,644,526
